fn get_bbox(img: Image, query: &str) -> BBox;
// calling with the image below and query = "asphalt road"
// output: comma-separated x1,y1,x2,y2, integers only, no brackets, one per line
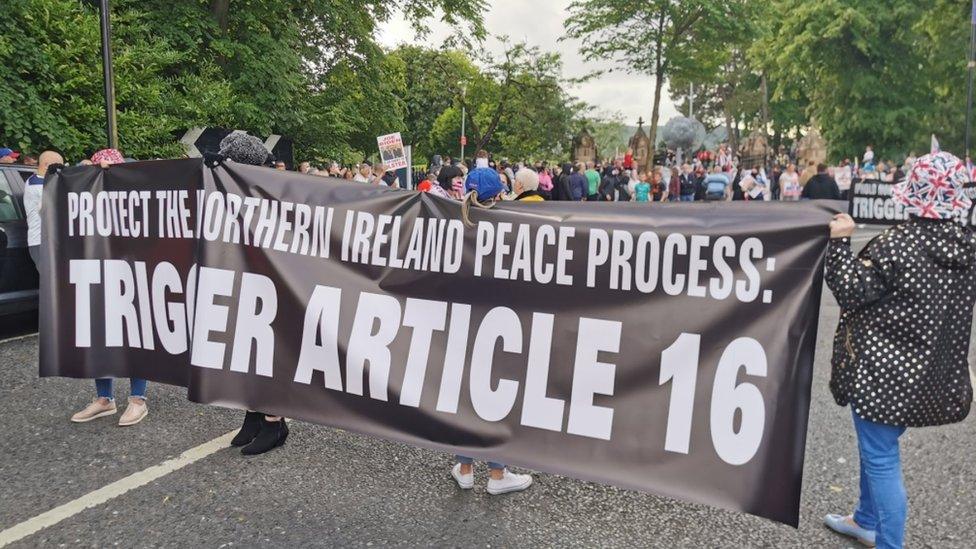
1,228,974,548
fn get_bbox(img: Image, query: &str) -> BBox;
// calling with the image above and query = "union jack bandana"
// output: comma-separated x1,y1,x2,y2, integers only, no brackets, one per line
892,151,972,220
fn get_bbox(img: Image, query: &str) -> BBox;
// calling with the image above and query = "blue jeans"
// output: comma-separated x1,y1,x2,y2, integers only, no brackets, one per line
456,455,505,470
96,378,148,400
679,194,695,202
852,409,907,549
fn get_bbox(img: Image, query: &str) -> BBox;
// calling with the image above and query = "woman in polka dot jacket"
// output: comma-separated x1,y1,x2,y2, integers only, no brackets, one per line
822,151,975,549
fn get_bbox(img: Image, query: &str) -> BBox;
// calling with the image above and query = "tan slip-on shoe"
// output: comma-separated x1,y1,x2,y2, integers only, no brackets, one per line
71,399,117,423
118,399,148,427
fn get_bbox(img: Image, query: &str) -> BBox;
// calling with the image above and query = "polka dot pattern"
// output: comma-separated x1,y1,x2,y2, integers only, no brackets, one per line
825,219,975,427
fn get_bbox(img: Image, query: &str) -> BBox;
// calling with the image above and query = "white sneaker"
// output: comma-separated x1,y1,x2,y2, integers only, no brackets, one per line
486,469,532,495
451,463,474,490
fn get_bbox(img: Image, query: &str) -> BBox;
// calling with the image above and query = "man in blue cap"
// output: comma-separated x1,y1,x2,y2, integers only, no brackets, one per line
0,147,21,164
466,149,505,201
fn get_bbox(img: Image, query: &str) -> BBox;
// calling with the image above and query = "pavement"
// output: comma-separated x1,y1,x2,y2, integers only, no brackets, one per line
1,227,974,548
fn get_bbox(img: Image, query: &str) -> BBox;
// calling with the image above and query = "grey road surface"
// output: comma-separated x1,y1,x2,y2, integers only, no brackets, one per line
0,227,973,548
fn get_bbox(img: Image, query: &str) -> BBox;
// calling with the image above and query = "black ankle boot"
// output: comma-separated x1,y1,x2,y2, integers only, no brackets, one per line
241,418,289,455
231,411,265,447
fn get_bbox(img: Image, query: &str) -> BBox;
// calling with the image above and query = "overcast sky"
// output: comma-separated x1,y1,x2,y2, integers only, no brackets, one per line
378,0,681,127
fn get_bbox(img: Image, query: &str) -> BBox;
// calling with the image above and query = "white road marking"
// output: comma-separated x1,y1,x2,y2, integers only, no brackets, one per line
0,332,38,345
0,429,238,547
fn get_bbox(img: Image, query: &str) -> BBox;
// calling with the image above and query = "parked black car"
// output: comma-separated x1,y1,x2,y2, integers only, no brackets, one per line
0,164,39,316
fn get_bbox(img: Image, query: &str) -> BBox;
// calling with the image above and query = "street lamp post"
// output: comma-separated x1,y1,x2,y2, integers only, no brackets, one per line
98,0,118,149
459,83,467,162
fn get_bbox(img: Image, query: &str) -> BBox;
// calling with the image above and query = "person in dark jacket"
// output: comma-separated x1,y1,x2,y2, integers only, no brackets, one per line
598,168,620,201
667,169,681,201
802,164,842,200
216,132,290,455
552,162,574,201
822,152,975,549
616,170,633,202
677,164,697,202
569,162,588,201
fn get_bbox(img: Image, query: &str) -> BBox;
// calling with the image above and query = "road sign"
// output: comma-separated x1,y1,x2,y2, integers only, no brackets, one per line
178,127,294,169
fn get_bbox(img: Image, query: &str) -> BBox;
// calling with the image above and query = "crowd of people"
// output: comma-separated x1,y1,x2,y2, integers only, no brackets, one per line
3,138,940,208
5,131,975,548
280,142,944,206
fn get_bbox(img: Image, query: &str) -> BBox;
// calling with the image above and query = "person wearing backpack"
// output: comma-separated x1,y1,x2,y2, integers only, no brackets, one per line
703,166,731,201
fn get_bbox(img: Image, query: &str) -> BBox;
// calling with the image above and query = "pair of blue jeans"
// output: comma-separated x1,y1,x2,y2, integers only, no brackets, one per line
95,378,148,400
456,455,505,470
679,194,695,202
851,409,907,549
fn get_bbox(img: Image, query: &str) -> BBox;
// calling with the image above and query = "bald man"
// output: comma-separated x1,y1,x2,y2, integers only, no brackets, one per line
24,150,63,270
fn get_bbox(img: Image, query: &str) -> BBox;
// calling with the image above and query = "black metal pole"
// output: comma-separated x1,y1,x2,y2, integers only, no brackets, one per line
99,0,118,149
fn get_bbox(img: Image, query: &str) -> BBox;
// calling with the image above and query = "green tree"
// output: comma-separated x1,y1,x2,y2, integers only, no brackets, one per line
294,53,408,164
914,0,971,155
0,0,485,160
584,113,629,161
565,0,749,150
389,46,478,161
759,0,929,160
426,39,584,161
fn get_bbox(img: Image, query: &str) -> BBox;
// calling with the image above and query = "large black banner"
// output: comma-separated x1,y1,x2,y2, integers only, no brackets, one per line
40,159,838,526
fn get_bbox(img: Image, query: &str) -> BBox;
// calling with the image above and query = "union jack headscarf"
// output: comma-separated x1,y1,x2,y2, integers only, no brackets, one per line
892,151,972,220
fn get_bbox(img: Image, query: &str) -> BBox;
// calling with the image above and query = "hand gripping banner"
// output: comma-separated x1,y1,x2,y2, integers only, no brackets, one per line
40,159,838,526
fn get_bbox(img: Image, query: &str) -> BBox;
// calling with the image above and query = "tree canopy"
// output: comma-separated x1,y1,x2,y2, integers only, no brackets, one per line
565,0,751,150
3,0,973,164
0,0,488,161
654,0,975,160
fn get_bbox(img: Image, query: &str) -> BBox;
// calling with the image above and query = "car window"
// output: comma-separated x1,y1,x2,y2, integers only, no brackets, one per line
0,172,22,222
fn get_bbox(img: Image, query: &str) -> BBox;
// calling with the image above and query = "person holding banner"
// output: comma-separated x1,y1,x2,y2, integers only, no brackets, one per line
451,172,533,495
466,150,503,199
70,149,151,427
513,167,544,202
823,151,976,549
211,132,291,455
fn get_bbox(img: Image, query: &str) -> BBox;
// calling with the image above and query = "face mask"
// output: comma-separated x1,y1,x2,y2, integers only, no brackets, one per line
476,158,489,169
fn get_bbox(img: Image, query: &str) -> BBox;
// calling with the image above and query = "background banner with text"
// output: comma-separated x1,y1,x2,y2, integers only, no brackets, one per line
849,178,976,226
40,159,838,526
